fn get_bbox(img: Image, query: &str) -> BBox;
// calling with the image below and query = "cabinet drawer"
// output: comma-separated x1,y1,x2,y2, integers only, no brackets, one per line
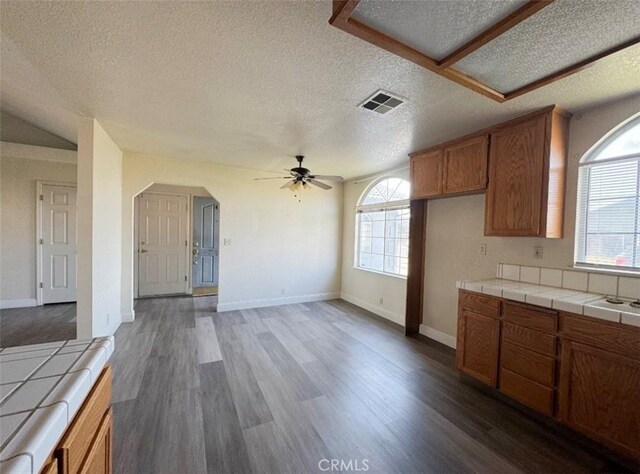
57,366,112,474
502,322,556,356
560,312,640,359
501,341,555,386
503,301,557,332
500,368,554,416
459,290,500,318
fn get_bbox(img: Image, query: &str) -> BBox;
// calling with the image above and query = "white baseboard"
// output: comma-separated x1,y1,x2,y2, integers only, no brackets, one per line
217,292,340,312
419,324,456,348
0,299,37,309
340,293,404,326
121,310,135,323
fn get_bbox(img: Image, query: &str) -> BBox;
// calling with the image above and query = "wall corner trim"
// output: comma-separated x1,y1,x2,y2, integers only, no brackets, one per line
419,324,457,348
0,299,38,309
121,311,135,323
340,292,405,326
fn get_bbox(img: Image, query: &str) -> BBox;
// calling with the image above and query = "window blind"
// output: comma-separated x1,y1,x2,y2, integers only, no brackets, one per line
575,116,640,272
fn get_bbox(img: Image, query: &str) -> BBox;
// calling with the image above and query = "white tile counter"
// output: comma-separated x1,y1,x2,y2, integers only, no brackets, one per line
0,337,114,474
457,278,640,327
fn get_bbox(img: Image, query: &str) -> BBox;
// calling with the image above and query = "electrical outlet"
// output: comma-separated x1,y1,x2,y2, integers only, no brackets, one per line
479,244,487,256
224,238,231,246
281,288,286,296
378,297,384,305
534,246,544,259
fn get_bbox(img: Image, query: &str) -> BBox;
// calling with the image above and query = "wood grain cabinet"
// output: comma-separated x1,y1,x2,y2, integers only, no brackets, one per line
410,149,442,199
456,291,501,387
456,291,640,461
558,314,640,460
410,136,489,199
485,108,569,238
442,135,488,195
499,303,558,416
45,366,113,474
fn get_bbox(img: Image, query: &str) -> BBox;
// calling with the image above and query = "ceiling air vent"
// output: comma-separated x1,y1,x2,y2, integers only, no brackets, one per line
359,90,406,114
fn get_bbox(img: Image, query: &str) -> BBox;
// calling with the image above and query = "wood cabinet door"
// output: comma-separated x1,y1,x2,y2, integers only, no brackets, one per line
456,308,500,387
443,135,488,194
485,115,547,236
558,340,640,459
410,149,443,198
79,408,112,474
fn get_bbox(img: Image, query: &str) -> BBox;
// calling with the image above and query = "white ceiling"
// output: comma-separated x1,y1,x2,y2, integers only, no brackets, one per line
1,1,639,179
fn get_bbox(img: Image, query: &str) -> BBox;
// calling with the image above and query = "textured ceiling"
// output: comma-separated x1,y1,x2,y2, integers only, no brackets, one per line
1,1,639,179
352,0,528,61
456,0,640,93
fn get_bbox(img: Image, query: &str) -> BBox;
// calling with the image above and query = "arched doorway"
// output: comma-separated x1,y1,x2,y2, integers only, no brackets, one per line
133,183,220,308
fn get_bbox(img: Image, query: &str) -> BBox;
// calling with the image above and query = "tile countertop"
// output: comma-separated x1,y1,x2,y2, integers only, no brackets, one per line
457,279,640,327
0,337,114,474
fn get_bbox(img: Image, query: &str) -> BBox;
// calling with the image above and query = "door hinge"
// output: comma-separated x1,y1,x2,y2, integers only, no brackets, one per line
40,282,43,288
39,238,44,245
185,240,188,247
185,275,188,282
39,194,44,201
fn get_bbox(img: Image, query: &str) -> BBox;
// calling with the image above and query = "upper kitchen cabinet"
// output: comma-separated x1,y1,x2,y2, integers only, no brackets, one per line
485,107,570,238
410,149,443,199
443,135,488,195
410,135,489,199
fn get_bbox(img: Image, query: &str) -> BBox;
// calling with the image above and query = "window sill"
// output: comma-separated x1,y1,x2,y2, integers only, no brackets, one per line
352,266,407,281
572,265,640,278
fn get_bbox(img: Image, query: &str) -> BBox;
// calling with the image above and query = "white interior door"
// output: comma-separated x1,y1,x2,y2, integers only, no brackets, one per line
138,193,188,297
42,184,77,304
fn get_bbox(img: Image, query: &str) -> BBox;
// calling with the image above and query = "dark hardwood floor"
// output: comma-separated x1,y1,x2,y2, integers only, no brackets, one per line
106,297,631,474
0,303,76,347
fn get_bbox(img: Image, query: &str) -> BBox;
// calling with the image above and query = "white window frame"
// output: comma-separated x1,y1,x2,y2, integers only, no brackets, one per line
575,114,640,274
355,177,410,278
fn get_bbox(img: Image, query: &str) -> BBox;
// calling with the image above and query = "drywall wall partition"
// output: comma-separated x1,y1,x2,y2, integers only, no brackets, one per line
422,94,640,345
0,143,77,308
76,119,123,338
121,152,342,321
340,170,409,326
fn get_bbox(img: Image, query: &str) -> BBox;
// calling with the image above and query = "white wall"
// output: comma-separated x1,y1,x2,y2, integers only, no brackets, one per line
121,152,342,319
422,96,640,343
340,170,409,326
0,143,76,308
77,119,123,338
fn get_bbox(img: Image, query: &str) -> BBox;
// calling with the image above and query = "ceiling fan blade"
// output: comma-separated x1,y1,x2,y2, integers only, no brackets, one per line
308,179,332,190
280,179,296,189
310,175,343,181
253,177,291,180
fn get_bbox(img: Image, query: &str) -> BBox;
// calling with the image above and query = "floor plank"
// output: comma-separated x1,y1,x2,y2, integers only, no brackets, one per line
4,297,635,473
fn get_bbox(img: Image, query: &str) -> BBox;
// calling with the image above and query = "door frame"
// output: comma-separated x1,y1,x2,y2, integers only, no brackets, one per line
133,191,192,298
36,180,77,306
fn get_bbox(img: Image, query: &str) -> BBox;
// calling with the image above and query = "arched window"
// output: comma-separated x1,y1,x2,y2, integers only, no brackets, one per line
356,177,410,277
575,114,640,272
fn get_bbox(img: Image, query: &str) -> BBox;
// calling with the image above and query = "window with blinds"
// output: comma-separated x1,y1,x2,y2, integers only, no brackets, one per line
575,115,640,272
356,177,410,277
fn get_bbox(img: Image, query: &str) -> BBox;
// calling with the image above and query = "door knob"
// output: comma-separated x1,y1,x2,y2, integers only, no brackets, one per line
193,249,199,255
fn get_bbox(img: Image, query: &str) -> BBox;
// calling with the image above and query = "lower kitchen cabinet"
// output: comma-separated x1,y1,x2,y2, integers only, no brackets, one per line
457,290,640,461
456,292,501,387
45,366,113,474
558,333,640,459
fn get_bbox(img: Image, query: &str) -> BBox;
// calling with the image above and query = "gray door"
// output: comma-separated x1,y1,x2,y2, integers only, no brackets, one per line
192,196,219,288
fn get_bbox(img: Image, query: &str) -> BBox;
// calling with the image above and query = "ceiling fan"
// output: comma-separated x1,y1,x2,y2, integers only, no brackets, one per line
254,155,343,191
